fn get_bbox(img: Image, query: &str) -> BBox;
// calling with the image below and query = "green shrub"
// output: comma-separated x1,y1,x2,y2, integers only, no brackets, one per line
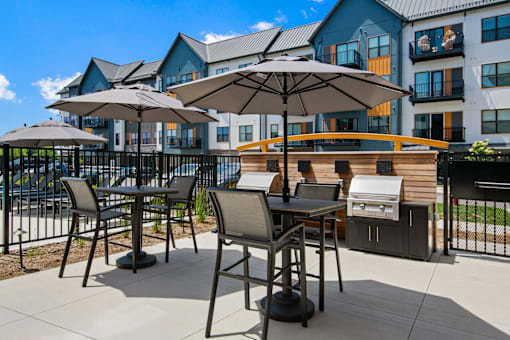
195,187,208,223
466,139,494,160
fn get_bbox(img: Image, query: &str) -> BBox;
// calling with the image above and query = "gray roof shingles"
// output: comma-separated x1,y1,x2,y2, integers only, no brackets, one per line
266,22,320,54
125,60,162,82
56,74,83,94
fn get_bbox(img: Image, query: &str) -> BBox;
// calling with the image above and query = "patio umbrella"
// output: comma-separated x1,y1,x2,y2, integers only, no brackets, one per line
46,84,216,187
170,55,412,201
0,119,107,147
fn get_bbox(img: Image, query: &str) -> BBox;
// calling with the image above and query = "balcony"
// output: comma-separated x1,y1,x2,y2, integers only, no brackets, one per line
317,50,361,69
413,127,465,142
409,80,464,104
83,117,106,128
409,32,464,63
168,138,202,149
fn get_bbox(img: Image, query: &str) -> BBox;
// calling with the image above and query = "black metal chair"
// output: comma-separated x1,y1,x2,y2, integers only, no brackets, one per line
143,176,198,262
59,177,131,287
206,188,308,340
293,182,343,303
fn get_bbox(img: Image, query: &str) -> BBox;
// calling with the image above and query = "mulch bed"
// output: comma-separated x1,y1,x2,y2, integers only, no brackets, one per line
0,216,216,281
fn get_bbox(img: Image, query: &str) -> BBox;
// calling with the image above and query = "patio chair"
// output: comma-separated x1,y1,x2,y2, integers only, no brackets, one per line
143,176,198,261
206,188,308,340
292,182,343,296
59,177,131,287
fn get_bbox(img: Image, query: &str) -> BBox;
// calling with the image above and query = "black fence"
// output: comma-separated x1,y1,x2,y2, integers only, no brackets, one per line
443,152,510,257
0,145,240,252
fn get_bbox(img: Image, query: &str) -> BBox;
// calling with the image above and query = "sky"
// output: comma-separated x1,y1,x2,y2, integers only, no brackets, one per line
0,0,331,134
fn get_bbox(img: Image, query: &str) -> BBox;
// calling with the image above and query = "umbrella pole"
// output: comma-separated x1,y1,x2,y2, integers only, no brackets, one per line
282,75,290,203
136,112,142,188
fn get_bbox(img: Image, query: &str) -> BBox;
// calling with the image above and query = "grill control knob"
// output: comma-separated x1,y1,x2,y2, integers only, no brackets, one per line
359,203,365,210
379,205,385,211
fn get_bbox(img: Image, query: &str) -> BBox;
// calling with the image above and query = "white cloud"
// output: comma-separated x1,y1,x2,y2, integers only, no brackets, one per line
32,72,81,102
203,32,239,43
310,7,318,13
250,21,274,31
311,0,324,3
300,9,308,19
0,74,16,101
274,10,287,24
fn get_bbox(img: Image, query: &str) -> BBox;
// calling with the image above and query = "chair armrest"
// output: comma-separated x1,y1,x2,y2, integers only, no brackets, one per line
275,222,305,242
101,202,133,212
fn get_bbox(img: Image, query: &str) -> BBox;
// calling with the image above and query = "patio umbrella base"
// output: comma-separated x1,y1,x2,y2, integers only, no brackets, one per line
259,291,315,322
116,251,157,269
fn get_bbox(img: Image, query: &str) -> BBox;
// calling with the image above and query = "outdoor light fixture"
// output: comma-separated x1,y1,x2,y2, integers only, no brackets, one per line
14,228,27,269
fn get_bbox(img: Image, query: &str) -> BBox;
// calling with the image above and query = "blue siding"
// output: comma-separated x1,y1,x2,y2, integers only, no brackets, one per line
161,38,209,155
313,0,403,151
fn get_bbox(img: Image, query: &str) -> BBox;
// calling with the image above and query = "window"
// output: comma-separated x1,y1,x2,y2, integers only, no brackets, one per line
288,123,302,136
158,131,162,144
216,67,229,75
239,63,252,69
482,62,510,88
323,117,359,132
336,41,358,65
115,133,120,146
180,73,193,84
368,116,390,134
142,132,151,144
482,109,510,133
239,125,253,142
217,126,229,142
270,124,278,138
166,129,177,145
368,34,390,58
131,133,138,145
414,114,430,138
482,14,510,42
182,128,193,147
414,68,463,97
166,75,177,89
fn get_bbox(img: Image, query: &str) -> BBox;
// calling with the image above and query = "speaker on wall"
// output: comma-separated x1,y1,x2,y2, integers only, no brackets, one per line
297,160,311,172
266,159,279,172
335,160,349,174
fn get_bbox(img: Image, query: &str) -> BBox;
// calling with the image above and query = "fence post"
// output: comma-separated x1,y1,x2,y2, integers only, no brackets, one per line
158,152,164,187
442,151,449,256
212,156,218,188
2,143,10,254
74,147,80,178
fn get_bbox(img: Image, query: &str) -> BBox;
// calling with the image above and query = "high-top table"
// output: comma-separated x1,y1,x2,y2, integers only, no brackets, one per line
263,196,346,322
96,186,178,272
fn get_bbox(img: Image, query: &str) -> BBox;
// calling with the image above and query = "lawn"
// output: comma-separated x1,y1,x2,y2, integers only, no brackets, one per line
437,202,510,226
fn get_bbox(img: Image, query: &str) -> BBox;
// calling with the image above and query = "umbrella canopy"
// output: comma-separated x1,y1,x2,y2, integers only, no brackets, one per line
46,84,216,124
46,84,216,188
171,55,411,201
0,119,107,147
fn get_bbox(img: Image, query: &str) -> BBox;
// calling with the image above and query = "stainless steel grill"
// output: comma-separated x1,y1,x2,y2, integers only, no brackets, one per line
347,175,403,221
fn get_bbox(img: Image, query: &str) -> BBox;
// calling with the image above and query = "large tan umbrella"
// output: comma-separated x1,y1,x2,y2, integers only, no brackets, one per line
0,119,107,147
171,55,412,201
46,84,216,187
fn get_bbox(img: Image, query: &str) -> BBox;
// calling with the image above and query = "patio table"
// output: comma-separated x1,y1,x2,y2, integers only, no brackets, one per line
264,196,346,322
96,186,178,271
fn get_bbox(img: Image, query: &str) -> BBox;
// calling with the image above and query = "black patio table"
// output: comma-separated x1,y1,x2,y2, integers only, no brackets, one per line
96,186,178,272
263,196,346,322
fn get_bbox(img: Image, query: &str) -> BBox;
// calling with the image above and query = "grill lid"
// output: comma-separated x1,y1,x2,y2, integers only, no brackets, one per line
349,175,403,201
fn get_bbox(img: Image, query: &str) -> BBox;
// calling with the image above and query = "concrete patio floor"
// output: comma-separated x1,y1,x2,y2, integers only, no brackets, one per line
0,232,509,340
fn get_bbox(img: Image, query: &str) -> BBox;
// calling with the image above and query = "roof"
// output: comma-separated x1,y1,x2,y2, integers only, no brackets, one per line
124,60,162,82
90,58,144,83
380,0,509,21
179,34,209,61
56,74,83,95
266,22,320,54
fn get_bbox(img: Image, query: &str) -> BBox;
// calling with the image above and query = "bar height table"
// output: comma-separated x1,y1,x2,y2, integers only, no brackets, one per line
96,186,178,272
263,196,346,322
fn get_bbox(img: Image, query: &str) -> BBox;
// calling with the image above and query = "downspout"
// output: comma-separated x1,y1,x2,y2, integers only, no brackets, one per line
398,20,410,136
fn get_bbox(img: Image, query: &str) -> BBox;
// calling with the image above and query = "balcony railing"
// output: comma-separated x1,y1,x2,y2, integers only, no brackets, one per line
367,126,390,134
413,127,465,142
83,117,106,128
316,50,361,68
168,138,202,149
409,32,464,63
410,80,464,104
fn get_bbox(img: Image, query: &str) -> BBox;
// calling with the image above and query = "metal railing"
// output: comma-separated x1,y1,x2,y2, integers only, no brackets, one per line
413,127,465,142
0,145,240,252
410,80,464,102
316,50,361,68
409,32,464,60
83,117,106,128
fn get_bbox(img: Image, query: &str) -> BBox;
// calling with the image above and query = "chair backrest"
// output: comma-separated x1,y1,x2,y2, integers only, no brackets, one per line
208,188,274,242
294,182,340,201
61,177,99,215
169,176,197,201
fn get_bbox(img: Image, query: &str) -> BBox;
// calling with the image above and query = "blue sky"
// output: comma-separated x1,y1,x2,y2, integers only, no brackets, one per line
0,0,330,134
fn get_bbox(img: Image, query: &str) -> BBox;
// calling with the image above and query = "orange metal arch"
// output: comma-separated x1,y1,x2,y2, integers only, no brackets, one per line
236,133,449,152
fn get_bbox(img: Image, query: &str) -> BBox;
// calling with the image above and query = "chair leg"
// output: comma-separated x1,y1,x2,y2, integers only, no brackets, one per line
319,217,325,312
168,210,176,249
165,212,170,263
293,248,301,286
205,239,223,338
333,224,343,292
299,228,308,328
188,205,198,253
104,221,109,265
82,221,101,287
59,214,77,278
243,245,250,310
262,250,275,340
